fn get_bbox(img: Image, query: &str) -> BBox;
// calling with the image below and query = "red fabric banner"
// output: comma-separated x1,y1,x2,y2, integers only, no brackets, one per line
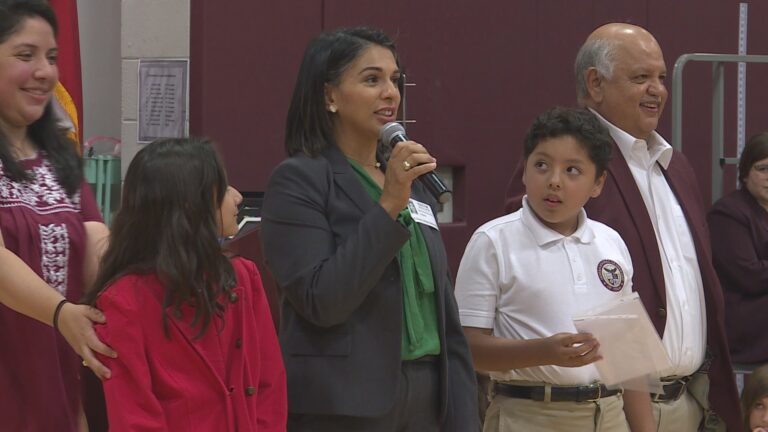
49,0,83,141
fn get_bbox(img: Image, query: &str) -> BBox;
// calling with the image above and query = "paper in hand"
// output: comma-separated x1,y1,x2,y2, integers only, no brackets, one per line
573,292,671,392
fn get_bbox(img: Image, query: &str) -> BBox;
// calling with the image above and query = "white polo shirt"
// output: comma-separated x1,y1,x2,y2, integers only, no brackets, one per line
455,197,634,385
590,109,706,378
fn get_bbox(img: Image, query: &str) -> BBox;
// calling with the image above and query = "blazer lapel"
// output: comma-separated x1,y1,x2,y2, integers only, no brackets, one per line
607,142,667,302
325,146,376,215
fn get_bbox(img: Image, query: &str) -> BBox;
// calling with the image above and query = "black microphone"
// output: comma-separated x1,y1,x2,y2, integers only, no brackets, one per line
379,122,452,204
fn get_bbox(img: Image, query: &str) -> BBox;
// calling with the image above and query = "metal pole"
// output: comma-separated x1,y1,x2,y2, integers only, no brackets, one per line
671,54,691,151
711,63,725,202
671,53,768,202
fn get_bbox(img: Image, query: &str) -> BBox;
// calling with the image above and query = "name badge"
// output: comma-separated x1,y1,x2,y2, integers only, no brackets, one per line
407,199,439,230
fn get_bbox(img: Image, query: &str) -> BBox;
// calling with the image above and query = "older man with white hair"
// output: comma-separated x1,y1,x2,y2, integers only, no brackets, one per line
506,23,741,431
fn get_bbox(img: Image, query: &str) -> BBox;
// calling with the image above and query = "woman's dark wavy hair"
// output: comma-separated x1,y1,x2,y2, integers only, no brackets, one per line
85,138,236,337
0,0,82,197
739,132,768,185
284,27,402,157
523,106,613,180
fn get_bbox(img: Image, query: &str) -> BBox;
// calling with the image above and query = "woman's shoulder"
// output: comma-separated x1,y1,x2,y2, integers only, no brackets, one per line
272,152,331,177
264,152,337,206
710,188,754,217
267,153,331,189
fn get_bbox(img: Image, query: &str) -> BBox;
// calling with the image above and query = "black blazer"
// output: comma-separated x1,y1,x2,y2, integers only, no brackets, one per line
260,145,478,431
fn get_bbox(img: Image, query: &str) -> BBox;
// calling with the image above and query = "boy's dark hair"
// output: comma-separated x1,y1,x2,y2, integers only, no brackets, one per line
0,0,82,197
85,137,236,338
285,27,401,157
523,107,613,179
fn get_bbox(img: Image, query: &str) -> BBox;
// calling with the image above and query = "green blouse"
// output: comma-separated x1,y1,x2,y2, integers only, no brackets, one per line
347,159,441,360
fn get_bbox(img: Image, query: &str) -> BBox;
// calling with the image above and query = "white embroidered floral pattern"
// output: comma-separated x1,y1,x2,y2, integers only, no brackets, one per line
40,224,69,294
0,157,81,213
0,156,81,295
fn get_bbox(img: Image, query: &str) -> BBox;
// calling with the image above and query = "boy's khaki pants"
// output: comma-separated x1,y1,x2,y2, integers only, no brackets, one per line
482,393,629,432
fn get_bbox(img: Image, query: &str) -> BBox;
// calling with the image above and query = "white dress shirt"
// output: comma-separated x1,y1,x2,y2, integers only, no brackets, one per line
590,109,707,377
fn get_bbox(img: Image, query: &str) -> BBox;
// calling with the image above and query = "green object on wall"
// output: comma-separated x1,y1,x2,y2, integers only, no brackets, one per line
83,155,120,226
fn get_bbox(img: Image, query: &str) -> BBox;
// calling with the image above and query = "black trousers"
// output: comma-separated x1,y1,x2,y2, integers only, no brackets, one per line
288,359,440,432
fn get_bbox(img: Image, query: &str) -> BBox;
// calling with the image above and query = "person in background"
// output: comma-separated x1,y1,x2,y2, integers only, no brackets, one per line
0,1,115,430
260,27,478,431
741,364,768,432
709,132,768,365
505,22,741,431
87,137,287,431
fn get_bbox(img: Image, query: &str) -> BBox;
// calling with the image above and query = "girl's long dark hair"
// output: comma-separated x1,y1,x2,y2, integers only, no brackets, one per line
0,0,82,197
86,137,235,336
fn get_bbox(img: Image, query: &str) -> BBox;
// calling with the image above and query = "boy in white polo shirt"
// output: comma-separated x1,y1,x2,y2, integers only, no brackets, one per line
456,107,653,431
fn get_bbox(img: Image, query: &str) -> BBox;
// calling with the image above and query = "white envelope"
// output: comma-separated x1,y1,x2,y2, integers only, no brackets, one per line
573,292,671,391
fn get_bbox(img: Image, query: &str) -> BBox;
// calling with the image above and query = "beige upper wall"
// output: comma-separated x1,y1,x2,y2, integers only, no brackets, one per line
77,0,121,146
77,0,190,177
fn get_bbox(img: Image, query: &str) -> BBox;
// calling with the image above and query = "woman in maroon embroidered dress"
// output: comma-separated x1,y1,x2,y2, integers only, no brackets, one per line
0,1,115,431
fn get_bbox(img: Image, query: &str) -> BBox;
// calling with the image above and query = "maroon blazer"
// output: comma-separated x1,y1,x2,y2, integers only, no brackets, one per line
505,141,741,431
95,257,287,432
709,188,768,364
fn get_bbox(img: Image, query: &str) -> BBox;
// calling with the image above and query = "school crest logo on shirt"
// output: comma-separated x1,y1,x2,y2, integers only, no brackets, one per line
597,259,624,292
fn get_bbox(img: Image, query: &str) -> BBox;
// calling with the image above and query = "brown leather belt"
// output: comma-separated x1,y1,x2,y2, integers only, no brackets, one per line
651,376,692,402
493,382,623,403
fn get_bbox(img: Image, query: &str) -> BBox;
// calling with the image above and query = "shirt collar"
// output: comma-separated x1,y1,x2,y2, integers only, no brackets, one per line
521,196,594,246
588,108,673,170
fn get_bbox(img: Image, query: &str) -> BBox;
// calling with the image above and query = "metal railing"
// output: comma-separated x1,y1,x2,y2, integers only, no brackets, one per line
671,53,768,202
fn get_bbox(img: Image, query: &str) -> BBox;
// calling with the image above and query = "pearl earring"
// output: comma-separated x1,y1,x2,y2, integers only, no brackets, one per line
329,105,337,113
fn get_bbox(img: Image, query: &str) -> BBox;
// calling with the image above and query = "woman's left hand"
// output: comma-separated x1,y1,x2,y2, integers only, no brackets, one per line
58,303,117,379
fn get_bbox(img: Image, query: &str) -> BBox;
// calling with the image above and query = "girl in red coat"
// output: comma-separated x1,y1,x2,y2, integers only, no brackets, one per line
87,137,287,431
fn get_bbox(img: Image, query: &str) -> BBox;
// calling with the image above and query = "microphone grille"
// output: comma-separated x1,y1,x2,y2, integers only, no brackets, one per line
379,122,406,146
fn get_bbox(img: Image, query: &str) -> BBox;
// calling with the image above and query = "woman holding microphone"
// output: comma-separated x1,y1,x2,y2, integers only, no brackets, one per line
260,27,478,431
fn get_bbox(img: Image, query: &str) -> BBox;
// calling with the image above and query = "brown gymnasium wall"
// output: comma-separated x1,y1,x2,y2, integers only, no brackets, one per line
190,0,768,273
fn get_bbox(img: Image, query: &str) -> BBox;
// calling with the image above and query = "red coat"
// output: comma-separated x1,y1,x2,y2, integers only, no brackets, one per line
95,257,287,431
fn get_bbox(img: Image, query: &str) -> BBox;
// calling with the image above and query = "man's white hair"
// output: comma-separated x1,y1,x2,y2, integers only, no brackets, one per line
574,39,617,103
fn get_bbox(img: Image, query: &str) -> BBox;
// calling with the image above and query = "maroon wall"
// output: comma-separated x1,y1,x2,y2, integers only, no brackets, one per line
190,0,768,273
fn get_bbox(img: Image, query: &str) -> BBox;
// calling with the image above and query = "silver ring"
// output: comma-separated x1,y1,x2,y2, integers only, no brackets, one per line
403,160,412,171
